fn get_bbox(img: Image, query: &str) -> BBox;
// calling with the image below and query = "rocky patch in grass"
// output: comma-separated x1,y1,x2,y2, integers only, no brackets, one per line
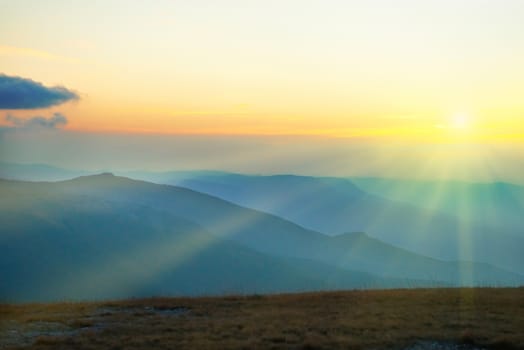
0,304,190,349
404,340,487,350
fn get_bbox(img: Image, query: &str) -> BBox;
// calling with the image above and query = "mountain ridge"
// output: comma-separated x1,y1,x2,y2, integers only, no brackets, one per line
144,172,524,274
2,173,522,303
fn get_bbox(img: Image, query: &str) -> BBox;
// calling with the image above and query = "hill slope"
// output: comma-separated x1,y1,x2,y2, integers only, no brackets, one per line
1,186,406,302
2,288,523,350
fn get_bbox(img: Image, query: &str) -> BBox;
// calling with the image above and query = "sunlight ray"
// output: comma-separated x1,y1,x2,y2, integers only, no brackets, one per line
55,227,220,299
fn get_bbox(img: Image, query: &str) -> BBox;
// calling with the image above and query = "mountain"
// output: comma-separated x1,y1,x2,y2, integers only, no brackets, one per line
0,162,92,181
0,179,409,302
1,174,521,302
351,177,524,237
133,172,524,274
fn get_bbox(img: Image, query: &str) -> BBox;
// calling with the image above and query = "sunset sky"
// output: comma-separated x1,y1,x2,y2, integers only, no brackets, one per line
1,1,524,179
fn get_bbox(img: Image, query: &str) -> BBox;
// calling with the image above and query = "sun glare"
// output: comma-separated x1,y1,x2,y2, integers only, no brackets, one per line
451,114,470,130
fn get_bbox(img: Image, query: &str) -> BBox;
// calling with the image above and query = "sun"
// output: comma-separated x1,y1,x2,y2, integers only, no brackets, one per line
450,114,470,130
439,113,482,142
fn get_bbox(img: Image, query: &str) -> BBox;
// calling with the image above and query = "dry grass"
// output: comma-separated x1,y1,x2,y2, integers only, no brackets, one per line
1,288,523,349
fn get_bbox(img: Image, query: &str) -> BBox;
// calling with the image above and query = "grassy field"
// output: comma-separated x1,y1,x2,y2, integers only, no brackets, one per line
1,288,523,350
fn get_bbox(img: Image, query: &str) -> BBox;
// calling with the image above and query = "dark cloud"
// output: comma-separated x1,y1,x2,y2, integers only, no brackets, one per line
0,74,79,109
5,113,68,129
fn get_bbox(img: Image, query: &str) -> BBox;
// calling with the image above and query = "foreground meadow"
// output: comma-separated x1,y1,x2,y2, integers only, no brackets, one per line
1,288,523,350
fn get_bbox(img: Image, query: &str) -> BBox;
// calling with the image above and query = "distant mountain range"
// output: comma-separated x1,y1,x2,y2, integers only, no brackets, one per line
119,171,524,275
351,177,524,237
1,173,523,302
0,162,91,181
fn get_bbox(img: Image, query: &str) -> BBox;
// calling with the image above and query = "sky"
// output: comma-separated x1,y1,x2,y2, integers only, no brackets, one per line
1,0,524,180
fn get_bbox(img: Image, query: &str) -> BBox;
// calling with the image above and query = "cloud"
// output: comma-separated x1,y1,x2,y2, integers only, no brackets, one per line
0,74,79,109
5,113,68,129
